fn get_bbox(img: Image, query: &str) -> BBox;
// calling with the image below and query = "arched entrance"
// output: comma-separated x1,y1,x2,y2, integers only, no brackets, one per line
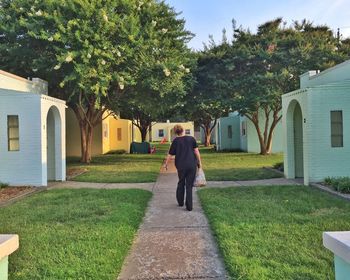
286,100,304,178
46,106,62,181
293,103,303,177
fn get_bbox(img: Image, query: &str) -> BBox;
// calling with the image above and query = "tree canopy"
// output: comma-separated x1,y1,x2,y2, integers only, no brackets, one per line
0,0,193,159
193,18,349,153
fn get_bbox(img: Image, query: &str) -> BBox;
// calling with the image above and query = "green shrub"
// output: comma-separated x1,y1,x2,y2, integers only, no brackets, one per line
0,182,9,188
273,162,284,172
324,177,350,193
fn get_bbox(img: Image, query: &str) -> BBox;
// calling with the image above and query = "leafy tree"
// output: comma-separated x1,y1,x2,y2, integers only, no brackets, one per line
0,0,142,162
0,0,192,160
113,1,193,142
226,18,348,154
185,42,232,147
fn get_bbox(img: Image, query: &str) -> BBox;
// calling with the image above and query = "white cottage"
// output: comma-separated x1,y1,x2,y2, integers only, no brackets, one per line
0,70,66,186
282,60,350,185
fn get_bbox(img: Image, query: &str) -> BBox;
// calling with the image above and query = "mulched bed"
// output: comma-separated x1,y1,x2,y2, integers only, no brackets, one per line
0,187,35,203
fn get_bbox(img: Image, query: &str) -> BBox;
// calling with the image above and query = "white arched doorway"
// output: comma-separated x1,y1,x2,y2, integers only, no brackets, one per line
46,106,62,181
286,100,304,178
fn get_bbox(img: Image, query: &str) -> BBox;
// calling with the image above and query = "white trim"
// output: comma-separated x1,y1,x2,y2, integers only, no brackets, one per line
323,231,350,263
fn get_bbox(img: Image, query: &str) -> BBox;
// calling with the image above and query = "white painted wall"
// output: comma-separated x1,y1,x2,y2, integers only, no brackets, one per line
0,90,43,186
40,96,66,185
0,70,48,95
0,71,66,186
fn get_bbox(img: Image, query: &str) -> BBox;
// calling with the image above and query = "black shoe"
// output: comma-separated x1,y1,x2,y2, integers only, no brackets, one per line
186,207,192,211
178,203,184,207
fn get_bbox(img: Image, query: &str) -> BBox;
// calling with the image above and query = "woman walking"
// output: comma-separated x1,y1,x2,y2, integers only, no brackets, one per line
163,125,202,211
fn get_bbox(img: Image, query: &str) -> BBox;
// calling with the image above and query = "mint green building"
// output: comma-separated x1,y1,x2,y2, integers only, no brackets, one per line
215,112,283,153
282,60,350,185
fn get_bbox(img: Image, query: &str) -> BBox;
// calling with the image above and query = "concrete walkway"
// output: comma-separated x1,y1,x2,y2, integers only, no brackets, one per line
48,177,300,192
118,159,229,280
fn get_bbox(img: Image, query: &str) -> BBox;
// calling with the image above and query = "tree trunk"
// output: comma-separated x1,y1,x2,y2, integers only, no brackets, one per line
77,119,95,163
140,126,148,142
79,124,94,163
245,109,282,156
265,110,282,155
245,109,268,155
72,103,103,163
203,123,212,147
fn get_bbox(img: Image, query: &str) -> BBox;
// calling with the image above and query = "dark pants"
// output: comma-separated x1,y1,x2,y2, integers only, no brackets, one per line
176,167,196,211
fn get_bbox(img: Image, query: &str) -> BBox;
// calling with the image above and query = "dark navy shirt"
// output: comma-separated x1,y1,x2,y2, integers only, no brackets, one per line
168,136,198,170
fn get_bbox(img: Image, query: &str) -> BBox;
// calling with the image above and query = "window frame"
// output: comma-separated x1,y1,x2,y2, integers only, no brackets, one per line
7,115,20,151
158,129,164,137
330,110,343,148
185,129,191,135
117,128,122,141
241,121,246,136
227,125,233,139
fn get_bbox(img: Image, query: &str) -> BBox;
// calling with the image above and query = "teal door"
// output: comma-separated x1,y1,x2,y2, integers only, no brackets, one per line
293,103,304,178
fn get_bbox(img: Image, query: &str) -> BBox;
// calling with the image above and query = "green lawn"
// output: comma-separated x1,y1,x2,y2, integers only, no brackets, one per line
199,147,283,181
68,144,282,183
68,143,170,183
1,189,152,280
198,185,350,280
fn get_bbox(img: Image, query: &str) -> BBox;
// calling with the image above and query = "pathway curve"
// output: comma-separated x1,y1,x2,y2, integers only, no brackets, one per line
118,159,229,280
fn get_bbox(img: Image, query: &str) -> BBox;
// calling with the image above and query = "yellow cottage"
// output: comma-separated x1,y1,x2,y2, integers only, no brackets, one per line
151,121,194,142
66,108,141,157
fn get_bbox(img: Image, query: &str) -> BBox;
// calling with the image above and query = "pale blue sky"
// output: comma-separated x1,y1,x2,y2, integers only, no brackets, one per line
165,0,350,50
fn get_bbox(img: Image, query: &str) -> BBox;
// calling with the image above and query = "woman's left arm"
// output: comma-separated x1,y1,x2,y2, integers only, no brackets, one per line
194,148,202,168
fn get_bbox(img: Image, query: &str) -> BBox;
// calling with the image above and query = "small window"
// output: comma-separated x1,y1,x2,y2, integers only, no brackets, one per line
117,128,122,141
103,123,108,138
331,111,343,147
158,129,164,137
185,129,191,135
241,121,246,136
228,125,232,139
8,115,19,151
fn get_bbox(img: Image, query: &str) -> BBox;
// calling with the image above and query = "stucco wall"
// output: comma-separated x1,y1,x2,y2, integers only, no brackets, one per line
307,85,350,182
0,90,43,185
152,122,194,142
282,89,310,185
0,89,65,186
0,70,48,95
40,96,66,185
66,108,102,157
216,115,241,150
283,80,350,185
107,117,133,153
